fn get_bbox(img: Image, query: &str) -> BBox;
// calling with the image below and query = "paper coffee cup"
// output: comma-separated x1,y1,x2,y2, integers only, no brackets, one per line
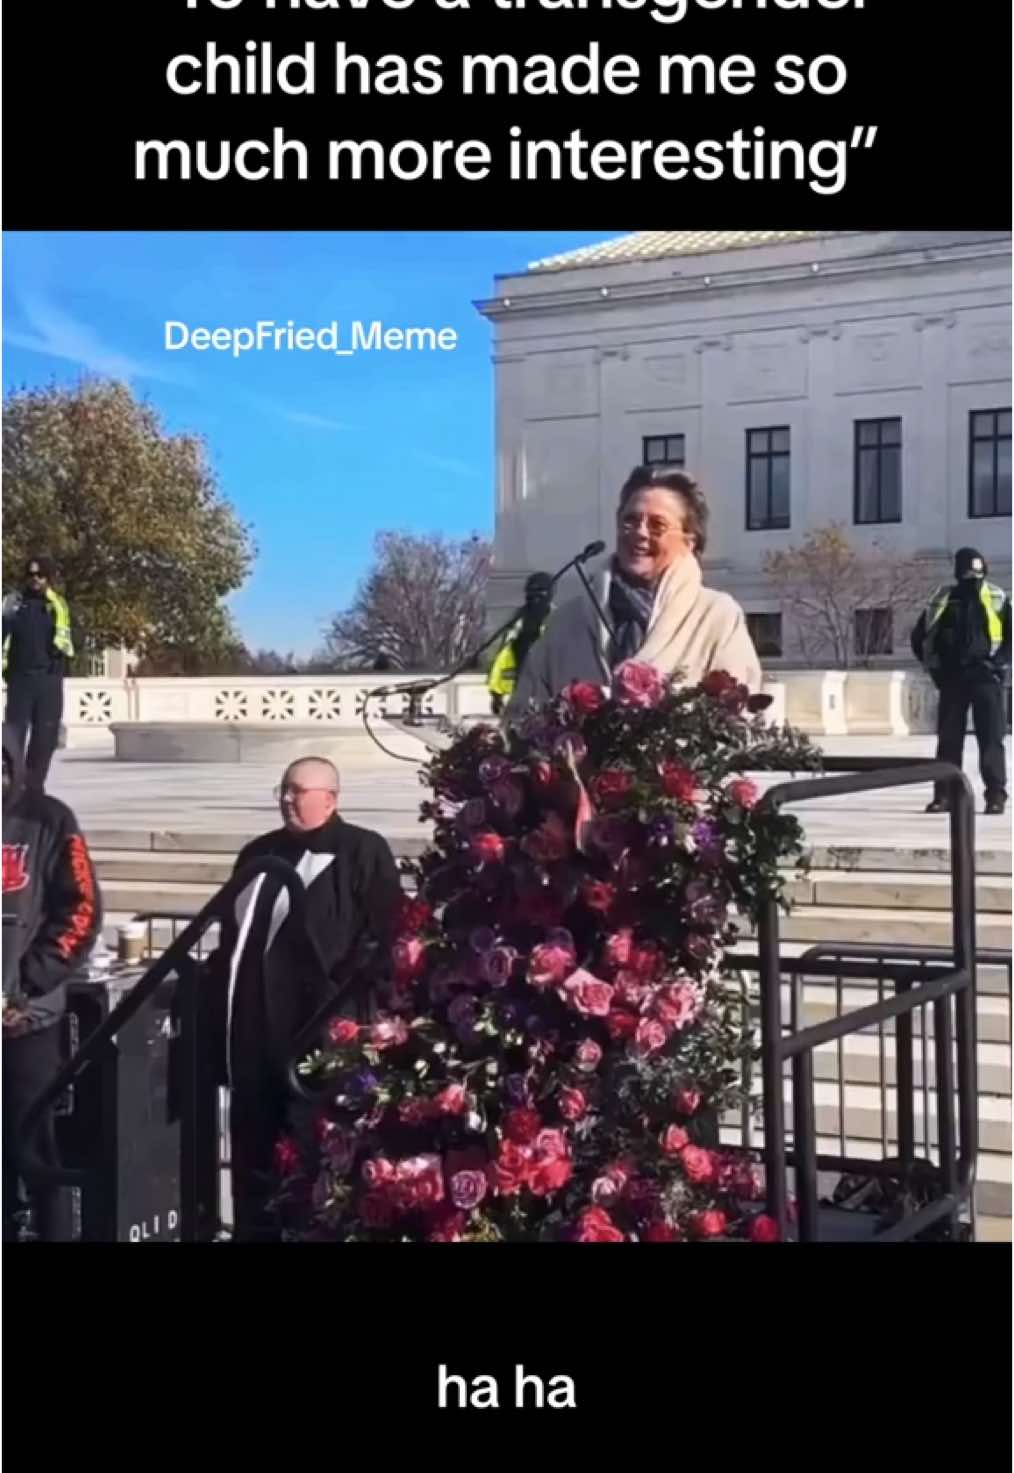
117,922,146,965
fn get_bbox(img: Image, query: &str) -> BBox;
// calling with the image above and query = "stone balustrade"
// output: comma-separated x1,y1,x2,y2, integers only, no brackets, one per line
46,669,941,751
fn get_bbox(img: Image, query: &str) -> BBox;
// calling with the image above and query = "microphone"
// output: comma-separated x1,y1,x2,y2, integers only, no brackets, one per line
579,540,606,561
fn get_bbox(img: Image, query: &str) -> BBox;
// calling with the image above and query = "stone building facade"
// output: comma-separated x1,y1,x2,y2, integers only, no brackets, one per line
475,229,1012,663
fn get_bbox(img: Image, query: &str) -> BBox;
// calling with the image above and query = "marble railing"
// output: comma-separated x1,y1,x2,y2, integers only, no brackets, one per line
45,669,940,749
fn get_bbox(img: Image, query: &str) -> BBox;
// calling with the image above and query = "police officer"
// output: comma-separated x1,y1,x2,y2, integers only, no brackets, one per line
487,572,554,716
2,556,75,792
911,547,1011,815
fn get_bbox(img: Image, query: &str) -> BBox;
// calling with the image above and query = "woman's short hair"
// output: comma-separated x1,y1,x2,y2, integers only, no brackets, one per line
618,466,709,558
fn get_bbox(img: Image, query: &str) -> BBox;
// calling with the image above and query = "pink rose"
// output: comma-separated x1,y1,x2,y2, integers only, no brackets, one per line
362,1156,396,1187
574,1206,625,1243
370,1017,409,1051
613,660,667,708
733,1162,765,1201
630,943,664,980
690,1209,728,1240
557,1087,587,1122
449,1169,488,1211
727,778,759,810
426,1205,467,1242
327,1016,359,1046
749,1213,781,1243
480,946,517,988
470,829,506,864
613,971,649,1009
590,768,634,810
534,1128,568,1159
659,760,698,803
521,811,572,864
529,759,554,790
528,1155,573,1197
564,680,605,715
660,1124,690,1156
398,1096,431,1126
590,1163,632,1207
653,982,699,1033
679,1145,716,1185
604,928,634,969
573,1038,603,1073
559,968,615,1017
489,1140,532,1196
633,1018,668,1056
527,938,575,989
433,1083,468,1116
675,1087,702,1116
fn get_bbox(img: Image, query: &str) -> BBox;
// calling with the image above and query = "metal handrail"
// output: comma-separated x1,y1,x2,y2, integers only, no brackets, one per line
754,756,978,1241
14,856,325,1240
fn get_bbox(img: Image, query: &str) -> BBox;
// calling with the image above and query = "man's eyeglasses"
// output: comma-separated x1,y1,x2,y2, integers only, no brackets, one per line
26,569,46,580
273,784,337,801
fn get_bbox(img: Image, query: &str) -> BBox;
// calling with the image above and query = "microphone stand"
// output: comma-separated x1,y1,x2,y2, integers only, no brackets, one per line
574,560,617,649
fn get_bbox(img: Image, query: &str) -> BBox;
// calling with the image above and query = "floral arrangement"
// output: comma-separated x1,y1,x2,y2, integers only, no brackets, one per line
279,663,820,1242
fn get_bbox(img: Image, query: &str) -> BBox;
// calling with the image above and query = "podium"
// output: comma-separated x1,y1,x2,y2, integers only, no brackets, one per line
57,967,185,1242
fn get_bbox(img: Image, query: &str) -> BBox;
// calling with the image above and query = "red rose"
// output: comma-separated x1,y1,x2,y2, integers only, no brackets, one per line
606,1010,638,1041
559,969,615,1017
527,938,575,989
634,1018,668,1057
391,935,426,980
727,778,760,810
434,1083,468,1116
470,829,506,864
327,1016,359,1046
564,680,605,715
398,1096,431,1126
534,1128,568,1159
701,669,749,712
397,895,432,933
660,1125,690,1156
690,1209,728,1240
574,1206,626,1243
503,1107,542,1145
529,1155,573,1196
573,1038,603,1073
489,1140,532,1196
590,768,634,810
557,1086,587,1122
370,1017,410,1051
273,1136,301,1177
581,879,617,913
529,759,555,790
659,760,698,803
749,1213,781,1243
675,1087,702,1116
360,1191,397,1229
643,1221,680,1242
521,811,573,864
362,1156,396,1187
679,1144,716,1185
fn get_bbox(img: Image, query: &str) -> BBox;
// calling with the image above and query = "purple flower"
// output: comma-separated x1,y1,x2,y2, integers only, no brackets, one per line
505,1072,531,1104
491,778,525,819
480,946,517,988
691,819,724,862
351,1069,378,1096
478,756,512,787
456,798,487,832
447,995,476,1029
649,814,677,846
552,730,588,765
468,926,496,955
449,1169,488,1211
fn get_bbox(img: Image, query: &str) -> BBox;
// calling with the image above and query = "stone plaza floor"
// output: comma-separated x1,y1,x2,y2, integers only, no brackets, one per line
48,734,1014,856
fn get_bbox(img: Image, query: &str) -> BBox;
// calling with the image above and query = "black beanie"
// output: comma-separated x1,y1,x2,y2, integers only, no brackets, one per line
954,547,987,579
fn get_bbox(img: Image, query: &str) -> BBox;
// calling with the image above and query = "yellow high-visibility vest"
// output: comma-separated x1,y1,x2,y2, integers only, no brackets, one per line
922,580,1005,669
487,616,549,698
2,588,75,674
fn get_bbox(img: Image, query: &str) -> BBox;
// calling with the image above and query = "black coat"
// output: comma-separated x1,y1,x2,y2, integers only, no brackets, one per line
205,815,403,1091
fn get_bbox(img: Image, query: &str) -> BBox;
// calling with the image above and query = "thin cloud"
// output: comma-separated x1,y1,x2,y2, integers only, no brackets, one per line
276,407,351,432
414,451,480,478
7,293,184,385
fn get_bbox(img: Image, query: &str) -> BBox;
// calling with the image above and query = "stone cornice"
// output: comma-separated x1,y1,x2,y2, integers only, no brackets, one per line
473,237,1011,322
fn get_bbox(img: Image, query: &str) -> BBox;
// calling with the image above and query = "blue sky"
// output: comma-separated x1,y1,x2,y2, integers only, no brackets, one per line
2,231,622,654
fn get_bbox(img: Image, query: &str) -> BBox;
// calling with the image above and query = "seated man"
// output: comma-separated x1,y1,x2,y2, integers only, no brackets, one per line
206,756,402,1241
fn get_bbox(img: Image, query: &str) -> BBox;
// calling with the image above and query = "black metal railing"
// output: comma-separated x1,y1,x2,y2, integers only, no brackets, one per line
14,857,321,1242
738,756,980,1242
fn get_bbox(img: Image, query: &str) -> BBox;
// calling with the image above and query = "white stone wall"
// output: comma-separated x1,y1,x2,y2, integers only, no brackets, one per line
478,229,1012,655
46,670,941,748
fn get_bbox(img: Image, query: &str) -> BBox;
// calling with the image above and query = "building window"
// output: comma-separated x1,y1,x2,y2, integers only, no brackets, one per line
854,418,902,524
969,409,1012,518
746,427,790,530
642,434,685,468
746,612,783,658
854,607,893,658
